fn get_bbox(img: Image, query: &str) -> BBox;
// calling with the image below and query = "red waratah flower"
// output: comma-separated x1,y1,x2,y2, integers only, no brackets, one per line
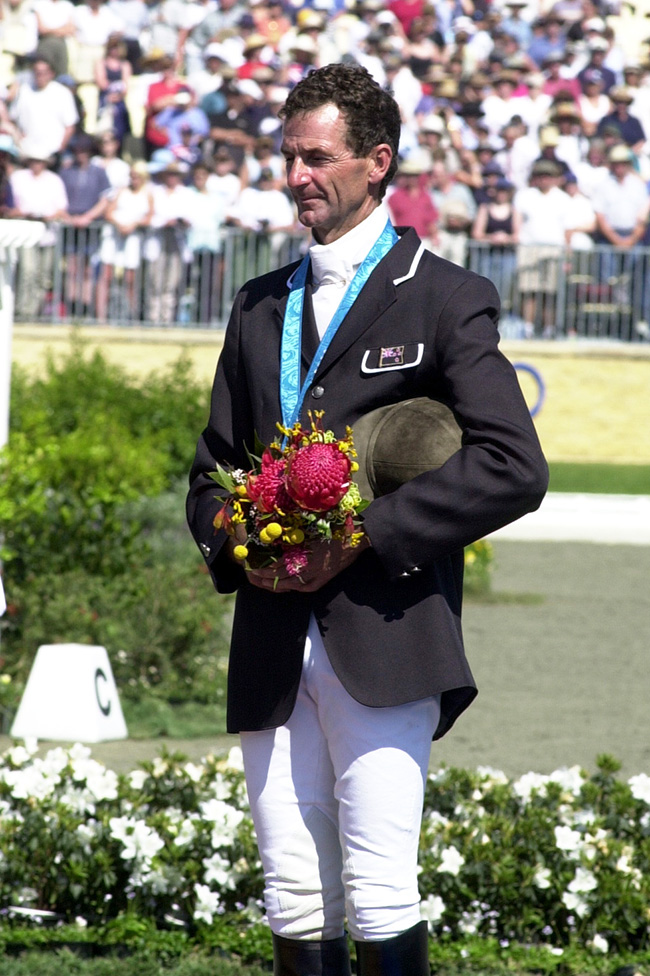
285,442,351,512
247,451,294,513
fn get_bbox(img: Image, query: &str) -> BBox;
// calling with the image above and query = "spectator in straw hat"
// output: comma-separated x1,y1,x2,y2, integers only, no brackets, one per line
592,144,649,248
597,86,646,154
10,143,69,320
386,148,439,249
481,70,520,138
284,34,320,88
550,100,585,173
146,157,195,324
534,124,572,178
592,143,650,326
621,64,650,140
513,157,570,336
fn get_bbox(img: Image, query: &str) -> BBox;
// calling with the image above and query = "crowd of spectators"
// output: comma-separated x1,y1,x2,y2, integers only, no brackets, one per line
1,0,650,330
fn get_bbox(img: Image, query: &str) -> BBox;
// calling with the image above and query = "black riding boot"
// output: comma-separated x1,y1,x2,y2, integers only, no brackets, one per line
272,933,352,976
354,920,430,976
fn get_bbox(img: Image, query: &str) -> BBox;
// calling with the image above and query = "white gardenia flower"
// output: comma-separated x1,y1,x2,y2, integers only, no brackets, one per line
226,746,244,771
174,817,198,847
548,765,585,796
8,745,33,766
561,891,589,917
533,866,552,889
476,766,508,786
420,894,445,926
590,933,609,954
513,771,549,803
568,867,598,894
183,762,204,783
427,811,451,831
200,798,245,847
194,883,221,924
3,764,62,802
203,852,236,889
437,846,465,876
109,816,165,862
554,825,582,852
629,773,650,805
129,770,148,790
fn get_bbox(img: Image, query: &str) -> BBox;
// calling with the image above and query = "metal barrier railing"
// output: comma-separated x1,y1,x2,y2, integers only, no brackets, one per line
466,240,650,342
12,223,308,329
10,224,650,341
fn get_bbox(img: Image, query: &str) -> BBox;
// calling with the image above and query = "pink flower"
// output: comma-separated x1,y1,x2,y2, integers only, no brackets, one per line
283,546,309,577
247,450,294,514
285,442,351,512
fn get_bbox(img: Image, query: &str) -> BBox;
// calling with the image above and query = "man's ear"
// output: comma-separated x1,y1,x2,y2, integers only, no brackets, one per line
368,143,393,187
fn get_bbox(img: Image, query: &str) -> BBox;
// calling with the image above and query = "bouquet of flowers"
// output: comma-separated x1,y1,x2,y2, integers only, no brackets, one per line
210,411,369,577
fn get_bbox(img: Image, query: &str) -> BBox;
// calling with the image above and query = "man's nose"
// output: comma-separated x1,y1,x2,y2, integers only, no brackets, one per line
287,158,310,186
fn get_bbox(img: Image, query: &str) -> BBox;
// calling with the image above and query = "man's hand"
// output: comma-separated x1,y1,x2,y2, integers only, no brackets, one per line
248,535,371,594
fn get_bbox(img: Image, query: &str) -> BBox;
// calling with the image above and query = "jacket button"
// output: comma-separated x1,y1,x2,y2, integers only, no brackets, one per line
312,385,325,398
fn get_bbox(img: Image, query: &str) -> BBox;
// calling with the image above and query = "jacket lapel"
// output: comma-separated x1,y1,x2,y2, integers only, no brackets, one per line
309,228,422,380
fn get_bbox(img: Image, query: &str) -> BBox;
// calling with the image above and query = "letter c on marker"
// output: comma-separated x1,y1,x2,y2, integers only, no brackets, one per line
95,668,111,717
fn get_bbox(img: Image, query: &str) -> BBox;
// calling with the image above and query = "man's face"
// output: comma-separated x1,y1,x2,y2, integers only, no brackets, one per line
32,61,54,90
281,104,389,245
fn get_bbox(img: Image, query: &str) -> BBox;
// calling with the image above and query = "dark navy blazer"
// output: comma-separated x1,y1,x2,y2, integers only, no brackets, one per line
187,227,549,738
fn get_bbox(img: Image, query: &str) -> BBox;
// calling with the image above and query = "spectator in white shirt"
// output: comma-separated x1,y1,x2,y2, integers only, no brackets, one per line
10,57,78,160
146,159,196,323
514,158,571,335
10,147,69,320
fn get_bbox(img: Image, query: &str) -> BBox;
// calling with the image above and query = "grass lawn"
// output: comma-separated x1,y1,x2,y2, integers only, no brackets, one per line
548,461,650,494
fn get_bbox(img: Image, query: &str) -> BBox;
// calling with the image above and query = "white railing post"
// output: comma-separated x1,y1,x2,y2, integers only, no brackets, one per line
0,219,46,450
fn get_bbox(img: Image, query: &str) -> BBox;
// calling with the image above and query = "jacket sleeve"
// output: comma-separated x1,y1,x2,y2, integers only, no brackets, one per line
186,289,253,593
361,273,549,581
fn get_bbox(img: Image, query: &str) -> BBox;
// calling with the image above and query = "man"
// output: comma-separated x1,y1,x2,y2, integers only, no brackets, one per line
592,143,649,248
187,64,548,976
514,158,570,336
10,144,69,320
60,133,111,314
596,86,646,155
9,56,78,161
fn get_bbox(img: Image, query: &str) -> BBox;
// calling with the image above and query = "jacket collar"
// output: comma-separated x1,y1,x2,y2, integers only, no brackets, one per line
273,227,425,375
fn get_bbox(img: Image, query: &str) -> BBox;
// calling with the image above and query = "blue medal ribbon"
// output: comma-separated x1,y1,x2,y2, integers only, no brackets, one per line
280,218,399,432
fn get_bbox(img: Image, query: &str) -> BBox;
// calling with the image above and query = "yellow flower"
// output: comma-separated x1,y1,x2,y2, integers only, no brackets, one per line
285,528,305,545
233,545,249,561
264,522,283,540
235,485,248,497
231,501,246,524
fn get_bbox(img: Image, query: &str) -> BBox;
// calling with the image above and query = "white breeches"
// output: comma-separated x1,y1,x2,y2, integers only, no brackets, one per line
240,615,440,942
